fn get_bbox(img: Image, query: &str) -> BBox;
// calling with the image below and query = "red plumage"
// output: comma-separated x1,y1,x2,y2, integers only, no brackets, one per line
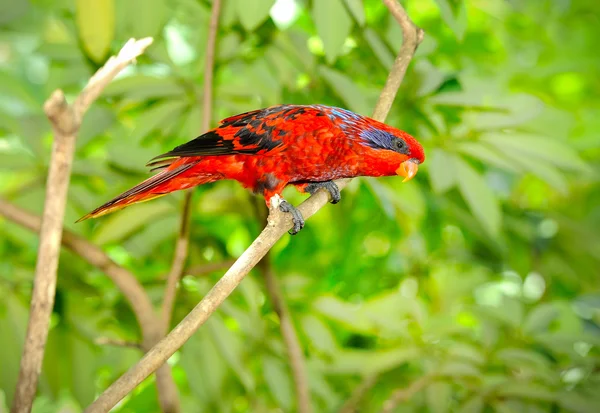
79,104,425,231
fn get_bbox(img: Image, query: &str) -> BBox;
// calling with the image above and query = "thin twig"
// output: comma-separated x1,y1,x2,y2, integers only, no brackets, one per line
9,37,153,413
156,2,221,410
0,199,156,336
184,260,237,278
380,374,434,413
84,1,423,410
160,0,221,337
260,256,312,413
0,197,180,412
95,338,142,350
160,193,193,334
338,375,379,413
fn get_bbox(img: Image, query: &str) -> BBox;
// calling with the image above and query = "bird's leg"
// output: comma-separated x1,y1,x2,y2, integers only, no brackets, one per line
278,200,304,235
268,194,305,234
305,181,341,204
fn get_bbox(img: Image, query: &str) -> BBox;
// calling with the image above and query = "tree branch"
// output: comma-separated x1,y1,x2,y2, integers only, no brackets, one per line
95,337,142,350
9,37,153,413
160,0,221,338
160,193,193,335
84,1,423,410
184,260,237,278
155,2,221,410
338,375,379,413
380,374,434,413
0,197,181,412
260,255,312,413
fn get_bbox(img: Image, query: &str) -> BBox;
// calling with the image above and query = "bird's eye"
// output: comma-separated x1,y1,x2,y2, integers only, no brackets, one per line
394,139,407,152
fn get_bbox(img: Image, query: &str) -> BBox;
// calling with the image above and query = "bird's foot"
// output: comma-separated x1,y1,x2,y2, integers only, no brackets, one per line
306,181,341,204
279,200,305,235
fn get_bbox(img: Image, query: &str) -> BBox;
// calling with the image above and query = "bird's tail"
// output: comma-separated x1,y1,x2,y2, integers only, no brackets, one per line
77,162,203,222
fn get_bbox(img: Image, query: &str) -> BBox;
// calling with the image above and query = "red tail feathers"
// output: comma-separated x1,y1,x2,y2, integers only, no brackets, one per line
77,163,199,222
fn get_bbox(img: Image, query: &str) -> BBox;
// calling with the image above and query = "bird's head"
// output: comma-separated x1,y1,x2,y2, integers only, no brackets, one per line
358,124,425,182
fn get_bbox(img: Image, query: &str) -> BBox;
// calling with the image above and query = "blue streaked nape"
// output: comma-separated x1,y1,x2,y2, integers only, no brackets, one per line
359,127,397,150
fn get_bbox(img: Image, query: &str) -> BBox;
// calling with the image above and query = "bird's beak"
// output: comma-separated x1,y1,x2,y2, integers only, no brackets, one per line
396,159,419,182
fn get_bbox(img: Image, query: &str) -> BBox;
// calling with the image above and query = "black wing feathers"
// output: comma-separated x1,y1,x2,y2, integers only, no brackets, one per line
147,106,291,167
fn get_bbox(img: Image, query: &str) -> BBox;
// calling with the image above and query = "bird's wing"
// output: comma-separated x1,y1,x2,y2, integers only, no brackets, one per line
146,104,358,168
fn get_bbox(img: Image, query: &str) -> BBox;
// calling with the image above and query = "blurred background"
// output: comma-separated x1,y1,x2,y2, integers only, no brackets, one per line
1,0,599,411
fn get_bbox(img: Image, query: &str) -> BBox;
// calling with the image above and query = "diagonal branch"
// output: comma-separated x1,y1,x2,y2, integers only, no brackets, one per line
380,374,434,412
9,37,153,413
338,375,379,413
84,2,424,411
0,199,156,333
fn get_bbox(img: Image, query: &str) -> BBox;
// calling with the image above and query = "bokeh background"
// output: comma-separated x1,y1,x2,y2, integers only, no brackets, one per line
1,0,599,411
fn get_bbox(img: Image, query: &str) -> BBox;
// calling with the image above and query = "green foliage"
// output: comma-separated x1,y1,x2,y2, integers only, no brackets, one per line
1,0,599,412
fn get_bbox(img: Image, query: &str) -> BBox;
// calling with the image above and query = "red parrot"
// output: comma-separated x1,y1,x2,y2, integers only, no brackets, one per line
79,104,425,234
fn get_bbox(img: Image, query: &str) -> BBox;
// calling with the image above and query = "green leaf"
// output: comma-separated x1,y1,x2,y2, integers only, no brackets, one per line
319,67,373,115
494,381,555,402
263,355,293,410
124,0,167,38
459,395,485,413
457,142,522,173
76,0,115,63
236,0,276,31
523,303,560,335
327,347,420,375
301,315,338,355
364,28,394,70
455,157,501,237
103,75,185,101
428,149,458,193
128,100,189,143
557,391,600,413
92,201,174,244
343,0,366,26
313,0,353,63
481,133,589,173
426,382,452,413
206,316,255,392
439,361,480,378
434,0,468,40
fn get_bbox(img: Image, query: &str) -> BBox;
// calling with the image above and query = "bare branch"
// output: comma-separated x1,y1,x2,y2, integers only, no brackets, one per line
9,37,153,413
74,38,153,119
380,374,434,413
201,0,221,134
338,375,379,413
184,260,237,278
155,2,222,411
259,255,312,413
84,1,423,410
0,197,181,412
95,338,142,350
160,0,221,337
160,192,193,335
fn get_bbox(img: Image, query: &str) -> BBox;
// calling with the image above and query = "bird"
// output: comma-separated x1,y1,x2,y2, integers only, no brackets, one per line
78,104,425,234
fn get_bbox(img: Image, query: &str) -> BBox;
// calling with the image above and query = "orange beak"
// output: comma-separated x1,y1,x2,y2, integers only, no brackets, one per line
396,159,419,182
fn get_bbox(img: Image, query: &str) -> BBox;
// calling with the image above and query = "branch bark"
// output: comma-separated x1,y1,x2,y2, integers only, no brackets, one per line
160,0,221,338
0,197,181,411
9,37,153,413
380,374,434,413
259,255,312,413
338,375,379,413
156,1,221,410
84,1,423,410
